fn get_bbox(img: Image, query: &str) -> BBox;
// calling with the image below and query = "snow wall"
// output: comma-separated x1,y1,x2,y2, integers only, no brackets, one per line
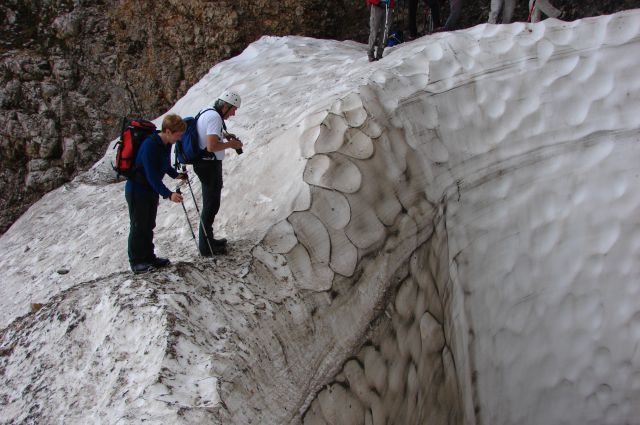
1,9,640,425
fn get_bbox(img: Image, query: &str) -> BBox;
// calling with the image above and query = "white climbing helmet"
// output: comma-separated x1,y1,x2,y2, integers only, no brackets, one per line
218,90,241,108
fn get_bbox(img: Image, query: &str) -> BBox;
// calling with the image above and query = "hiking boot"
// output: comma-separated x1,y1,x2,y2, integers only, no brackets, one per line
212,238,227,247
132,263,154,274
200,245,227,257
151,257,171,268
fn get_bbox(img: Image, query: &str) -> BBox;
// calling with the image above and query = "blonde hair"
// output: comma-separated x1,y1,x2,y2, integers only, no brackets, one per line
161,114,187,133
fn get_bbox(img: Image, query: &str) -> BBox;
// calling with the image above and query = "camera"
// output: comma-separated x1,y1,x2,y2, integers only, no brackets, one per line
225,132,243,155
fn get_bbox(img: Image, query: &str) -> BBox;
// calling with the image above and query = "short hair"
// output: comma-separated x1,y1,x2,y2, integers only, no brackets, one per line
161,114,187,133
214,99,226,111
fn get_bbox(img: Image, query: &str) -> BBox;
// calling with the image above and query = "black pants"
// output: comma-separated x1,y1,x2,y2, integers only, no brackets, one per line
408,0,441,37
126,189,159,267
193,159,223,255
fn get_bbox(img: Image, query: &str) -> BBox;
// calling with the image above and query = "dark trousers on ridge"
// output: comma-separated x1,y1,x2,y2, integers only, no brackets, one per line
126,190,159,267
193,159,223,255
408,0,441,37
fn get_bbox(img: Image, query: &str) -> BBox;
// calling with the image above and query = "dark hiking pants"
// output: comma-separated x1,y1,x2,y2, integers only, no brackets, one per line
409,0,441,37
193,159,223,255
126,189,159,267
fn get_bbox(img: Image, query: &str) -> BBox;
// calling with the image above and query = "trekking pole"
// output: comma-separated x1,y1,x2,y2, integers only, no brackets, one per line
527,0,537,22
383,2,391,47
181,165,215,256
176,186,199,251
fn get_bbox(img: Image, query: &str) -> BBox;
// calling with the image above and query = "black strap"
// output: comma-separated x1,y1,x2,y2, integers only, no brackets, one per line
195,107,215,121
211,106,228,132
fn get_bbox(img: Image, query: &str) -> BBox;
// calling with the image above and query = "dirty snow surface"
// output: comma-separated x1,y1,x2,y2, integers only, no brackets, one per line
1,10,640,425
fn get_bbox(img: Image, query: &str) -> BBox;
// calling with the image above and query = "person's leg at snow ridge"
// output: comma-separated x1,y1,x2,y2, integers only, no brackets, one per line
427,0,441,28
378,6,393,59
488,0,503,23
368,3,385,61
124,190,153,269
409,0,439,38
141,195,161,265
501,0,516,23
126,189,157,273
408,0,418,38
529,0,541,22
193,160,226,256
368,3,378,60
529,0,562,22
443,0,463,31
141,197,171,268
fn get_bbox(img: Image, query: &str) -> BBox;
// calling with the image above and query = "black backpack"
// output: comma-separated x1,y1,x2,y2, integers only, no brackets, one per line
113,118,157,178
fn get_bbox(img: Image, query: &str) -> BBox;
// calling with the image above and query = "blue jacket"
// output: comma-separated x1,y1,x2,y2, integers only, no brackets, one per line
125,133,178,198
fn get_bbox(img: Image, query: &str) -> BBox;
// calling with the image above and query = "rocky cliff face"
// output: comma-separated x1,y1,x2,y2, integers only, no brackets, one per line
0,0,636,234
0,0,369,234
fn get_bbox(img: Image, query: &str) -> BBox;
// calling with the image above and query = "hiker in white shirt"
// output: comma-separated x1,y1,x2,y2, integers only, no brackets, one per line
192,90,243,256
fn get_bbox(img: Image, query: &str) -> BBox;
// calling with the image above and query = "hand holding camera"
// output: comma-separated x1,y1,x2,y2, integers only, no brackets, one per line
224,131,244,155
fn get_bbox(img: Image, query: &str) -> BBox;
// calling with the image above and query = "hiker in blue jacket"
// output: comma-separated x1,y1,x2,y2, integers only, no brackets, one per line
125,114,187,274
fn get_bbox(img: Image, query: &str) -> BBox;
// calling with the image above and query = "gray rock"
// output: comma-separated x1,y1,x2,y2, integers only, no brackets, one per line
0,80,21,107
27,159,50,172
61,137,77,168
52,13,81,39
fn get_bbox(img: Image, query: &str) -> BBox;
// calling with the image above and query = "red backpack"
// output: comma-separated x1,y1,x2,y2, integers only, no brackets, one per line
113,118,157,179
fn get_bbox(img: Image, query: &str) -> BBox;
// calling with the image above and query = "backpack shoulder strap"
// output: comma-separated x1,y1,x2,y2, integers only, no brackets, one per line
119,117,129,135
194,107,215,121
195,107,227,132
